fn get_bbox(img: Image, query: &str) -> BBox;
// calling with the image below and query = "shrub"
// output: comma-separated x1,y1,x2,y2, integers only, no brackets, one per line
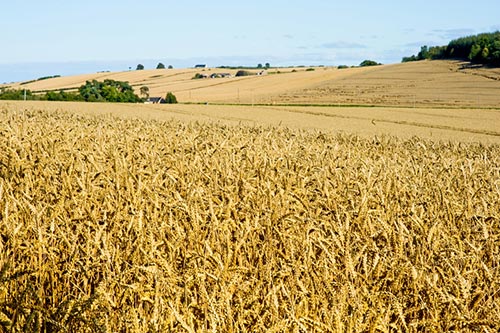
359,60,382,67
165,92,178,104
44,90,82,101
402,55,418,63
235,70,252,77
140,86,150,99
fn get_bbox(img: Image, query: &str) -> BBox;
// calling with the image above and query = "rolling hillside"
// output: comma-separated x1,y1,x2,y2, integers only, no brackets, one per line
3,60,500,108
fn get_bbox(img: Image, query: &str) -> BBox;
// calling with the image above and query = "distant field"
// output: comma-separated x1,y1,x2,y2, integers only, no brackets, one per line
274,61,500,108
2,100,500,143
4,60,500,108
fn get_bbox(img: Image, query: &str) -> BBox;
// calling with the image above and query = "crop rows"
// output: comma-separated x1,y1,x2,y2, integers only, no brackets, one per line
1,108,499,332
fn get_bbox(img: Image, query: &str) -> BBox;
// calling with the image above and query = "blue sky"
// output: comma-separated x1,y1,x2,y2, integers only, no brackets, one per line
1,0,499,83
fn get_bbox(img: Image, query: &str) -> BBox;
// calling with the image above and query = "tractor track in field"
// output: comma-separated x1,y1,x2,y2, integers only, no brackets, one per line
264,106,500,137
143,103,500,137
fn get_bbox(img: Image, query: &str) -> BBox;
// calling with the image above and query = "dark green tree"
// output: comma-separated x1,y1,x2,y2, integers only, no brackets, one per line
136,64,145,70
481,47,490,60
156,63,166,69
469,44,482,61
79,80,104,102
78,79,141,103
427,46,447,59
491,40,500,64
417,46,429,60
359,60,381,67
165,92,178,104
235,70,252,77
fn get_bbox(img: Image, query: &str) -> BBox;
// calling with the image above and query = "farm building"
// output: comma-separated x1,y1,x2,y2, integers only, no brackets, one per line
210,73,232,78
195,64,207,68
145,97,166,104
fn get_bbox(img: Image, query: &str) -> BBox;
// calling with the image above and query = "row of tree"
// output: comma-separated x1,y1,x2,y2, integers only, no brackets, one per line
136,63,174,70
0,88,84,102
0,80,139,102
0,79,178,103
402,31,500,66
0,89,35,100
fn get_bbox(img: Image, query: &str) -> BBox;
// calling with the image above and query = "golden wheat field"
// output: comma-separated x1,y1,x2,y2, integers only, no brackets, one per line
1,106,499,332
2,100,500,144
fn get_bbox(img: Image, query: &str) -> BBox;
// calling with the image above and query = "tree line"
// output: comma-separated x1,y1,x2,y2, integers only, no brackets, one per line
402,31,500,66
0,80,140,102
136,63,173,70
0,80,177,103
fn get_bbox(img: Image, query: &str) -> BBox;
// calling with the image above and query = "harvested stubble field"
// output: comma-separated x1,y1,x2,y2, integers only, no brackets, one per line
1,108,500,332
5,60,500,108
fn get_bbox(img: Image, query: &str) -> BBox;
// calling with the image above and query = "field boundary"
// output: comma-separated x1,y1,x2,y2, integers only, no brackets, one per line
181,101,500,111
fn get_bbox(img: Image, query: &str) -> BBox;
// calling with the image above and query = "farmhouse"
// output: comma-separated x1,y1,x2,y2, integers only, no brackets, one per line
145,97,166,104
210,73,232,79
195,64,207,68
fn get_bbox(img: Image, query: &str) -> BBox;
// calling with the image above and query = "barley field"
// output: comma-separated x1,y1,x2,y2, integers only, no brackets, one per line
1,107,499,332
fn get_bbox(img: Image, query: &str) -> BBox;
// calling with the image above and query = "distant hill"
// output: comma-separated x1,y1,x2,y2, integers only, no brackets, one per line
2,61,500,108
